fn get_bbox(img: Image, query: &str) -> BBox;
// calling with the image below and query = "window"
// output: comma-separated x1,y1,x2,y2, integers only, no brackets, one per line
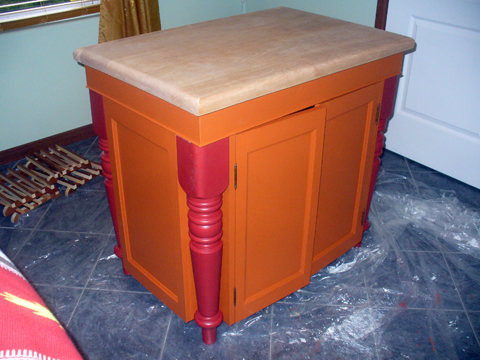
0,0,100,31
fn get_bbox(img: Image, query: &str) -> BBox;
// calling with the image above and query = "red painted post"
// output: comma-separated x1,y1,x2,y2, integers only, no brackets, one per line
362,75,399,233
176,136,229,345
89,90,129,275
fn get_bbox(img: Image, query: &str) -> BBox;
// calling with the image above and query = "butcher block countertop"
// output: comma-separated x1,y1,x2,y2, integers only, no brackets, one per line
74,7,415,117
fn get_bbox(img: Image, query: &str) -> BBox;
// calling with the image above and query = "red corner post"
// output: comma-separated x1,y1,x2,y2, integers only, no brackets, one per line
362,75,399,233
89,90,129,274
176,136,229,345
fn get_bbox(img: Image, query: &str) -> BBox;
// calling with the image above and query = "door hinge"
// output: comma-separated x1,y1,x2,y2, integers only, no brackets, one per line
234,163,237,189
375,104,381,126
234,287,237,306
361,209,366,226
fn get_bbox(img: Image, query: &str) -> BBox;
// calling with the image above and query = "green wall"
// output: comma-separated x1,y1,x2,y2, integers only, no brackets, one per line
0,0,376,153
246,0,377,26
0,1,244,153
159,0,244,29
0,15,99,153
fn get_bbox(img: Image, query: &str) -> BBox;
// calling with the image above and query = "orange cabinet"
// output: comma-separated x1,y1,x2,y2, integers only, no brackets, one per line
79,42,413,345
75,8,415,342
102,77,384,326
228,83,383,323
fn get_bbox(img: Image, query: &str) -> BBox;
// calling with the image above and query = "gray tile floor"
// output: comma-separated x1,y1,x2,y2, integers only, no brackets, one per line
1,136,479,359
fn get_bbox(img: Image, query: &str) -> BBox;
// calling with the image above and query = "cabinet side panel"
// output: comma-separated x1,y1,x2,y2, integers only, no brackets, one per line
106,99,189,319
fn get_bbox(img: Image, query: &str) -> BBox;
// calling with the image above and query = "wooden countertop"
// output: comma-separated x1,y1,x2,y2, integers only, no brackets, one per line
74,7,414,116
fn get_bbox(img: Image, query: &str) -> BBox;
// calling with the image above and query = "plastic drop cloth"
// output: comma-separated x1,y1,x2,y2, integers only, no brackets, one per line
218,169,480,359
11,168,480,359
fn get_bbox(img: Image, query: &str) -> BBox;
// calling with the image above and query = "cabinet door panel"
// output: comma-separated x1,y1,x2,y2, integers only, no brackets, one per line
235,106,326,322
311,83,382,274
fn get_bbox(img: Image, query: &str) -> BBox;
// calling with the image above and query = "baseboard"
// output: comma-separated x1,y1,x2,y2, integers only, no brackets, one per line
0,124,96,166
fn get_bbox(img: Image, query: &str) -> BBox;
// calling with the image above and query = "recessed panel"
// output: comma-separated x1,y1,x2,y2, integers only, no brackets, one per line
386,0,480,188
235,106,325,322
244,132,313,299
404,17,480,135
115,121,182,300
314,105,367,255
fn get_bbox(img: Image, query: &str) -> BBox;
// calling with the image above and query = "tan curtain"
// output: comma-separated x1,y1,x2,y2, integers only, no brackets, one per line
98,0,161,43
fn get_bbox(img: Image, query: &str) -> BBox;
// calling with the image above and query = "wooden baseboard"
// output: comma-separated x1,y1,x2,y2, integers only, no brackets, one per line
0,124,96,166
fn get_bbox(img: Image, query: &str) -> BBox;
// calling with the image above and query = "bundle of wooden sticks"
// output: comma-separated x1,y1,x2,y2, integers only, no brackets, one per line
0,145,102,223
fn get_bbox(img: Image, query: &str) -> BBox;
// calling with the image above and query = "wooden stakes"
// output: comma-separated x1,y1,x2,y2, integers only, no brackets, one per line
0,145,102,223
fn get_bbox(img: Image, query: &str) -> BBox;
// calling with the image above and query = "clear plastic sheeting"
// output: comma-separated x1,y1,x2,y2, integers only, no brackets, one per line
218,169,480,359
371,170,480,258
6,163,480,359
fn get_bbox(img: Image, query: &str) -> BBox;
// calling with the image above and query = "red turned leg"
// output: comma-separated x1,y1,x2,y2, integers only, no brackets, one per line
176,136,229,345
361,75,399,236
89,90,129,275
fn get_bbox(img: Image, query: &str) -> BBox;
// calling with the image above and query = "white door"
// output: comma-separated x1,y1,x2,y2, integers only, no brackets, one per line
385,0,480,189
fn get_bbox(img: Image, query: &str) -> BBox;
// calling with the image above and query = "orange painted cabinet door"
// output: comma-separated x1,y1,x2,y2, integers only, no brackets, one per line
234,106,326,322
311,82,383,274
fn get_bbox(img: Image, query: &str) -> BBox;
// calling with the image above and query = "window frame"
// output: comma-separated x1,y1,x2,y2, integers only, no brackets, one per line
0,1,100,32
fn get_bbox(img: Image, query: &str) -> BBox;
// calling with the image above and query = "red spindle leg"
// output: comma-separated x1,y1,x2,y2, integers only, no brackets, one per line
362,75,399,234
188,195,224,344
176,136,229,345
97,138,121,255
89,90,129,275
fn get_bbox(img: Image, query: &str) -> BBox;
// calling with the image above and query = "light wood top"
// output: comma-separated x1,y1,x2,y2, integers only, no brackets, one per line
74,7,414,116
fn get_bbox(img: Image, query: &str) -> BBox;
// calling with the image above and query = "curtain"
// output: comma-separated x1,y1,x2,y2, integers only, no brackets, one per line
98,0,161,43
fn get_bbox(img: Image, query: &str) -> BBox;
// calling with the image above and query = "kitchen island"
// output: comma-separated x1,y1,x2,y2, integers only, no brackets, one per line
74,7,415,344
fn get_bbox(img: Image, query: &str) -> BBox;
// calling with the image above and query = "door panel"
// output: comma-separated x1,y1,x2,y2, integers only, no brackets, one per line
311,83,382,274
234,106,326,322
386,0,480,188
